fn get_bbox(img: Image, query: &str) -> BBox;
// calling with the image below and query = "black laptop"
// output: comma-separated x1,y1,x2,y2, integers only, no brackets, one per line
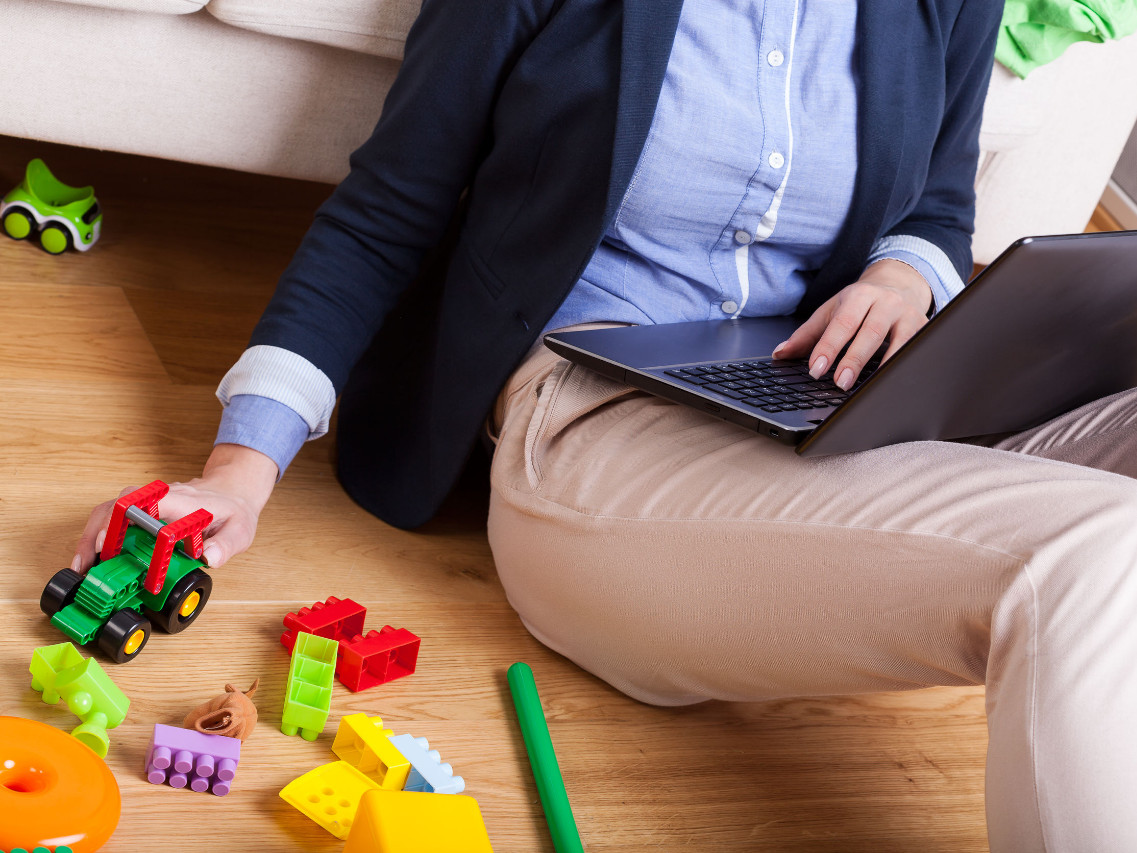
543,231,1137,456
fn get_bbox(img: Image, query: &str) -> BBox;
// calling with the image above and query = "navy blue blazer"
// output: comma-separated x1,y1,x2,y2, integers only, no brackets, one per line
250,0,1002,528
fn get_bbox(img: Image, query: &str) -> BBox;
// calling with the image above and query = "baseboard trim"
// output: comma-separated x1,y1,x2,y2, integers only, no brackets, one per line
1102,180,1137,230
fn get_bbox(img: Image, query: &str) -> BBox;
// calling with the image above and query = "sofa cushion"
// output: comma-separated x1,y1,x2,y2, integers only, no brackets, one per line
978,62,1050,154
47,0,206,14
206,0,421,61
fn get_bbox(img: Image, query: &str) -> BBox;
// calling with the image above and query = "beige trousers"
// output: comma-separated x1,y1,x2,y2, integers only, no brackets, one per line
487,341,1137,853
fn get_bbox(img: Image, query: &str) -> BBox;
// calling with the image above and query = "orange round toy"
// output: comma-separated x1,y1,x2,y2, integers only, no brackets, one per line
0,716,120,852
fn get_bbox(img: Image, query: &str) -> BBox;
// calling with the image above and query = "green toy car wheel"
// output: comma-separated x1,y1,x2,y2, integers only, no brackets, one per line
149,568,212,634
39,223,72,255
40,568,84,617
98,609,152,663
2,206,34,240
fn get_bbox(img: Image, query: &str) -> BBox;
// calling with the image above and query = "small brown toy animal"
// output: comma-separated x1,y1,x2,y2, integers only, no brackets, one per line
183,679,260,741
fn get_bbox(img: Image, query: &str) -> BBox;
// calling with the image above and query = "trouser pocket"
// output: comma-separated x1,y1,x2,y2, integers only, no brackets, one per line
521,361,637,490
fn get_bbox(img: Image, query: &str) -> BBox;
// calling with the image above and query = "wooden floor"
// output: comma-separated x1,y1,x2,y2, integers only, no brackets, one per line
3,134,1114,852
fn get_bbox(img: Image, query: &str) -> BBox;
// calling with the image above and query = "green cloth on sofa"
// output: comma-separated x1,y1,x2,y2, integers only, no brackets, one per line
996,0,1137,77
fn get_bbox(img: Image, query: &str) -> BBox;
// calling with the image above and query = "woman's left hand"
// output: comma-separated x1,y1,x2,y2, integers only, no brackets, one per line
772,259,933,390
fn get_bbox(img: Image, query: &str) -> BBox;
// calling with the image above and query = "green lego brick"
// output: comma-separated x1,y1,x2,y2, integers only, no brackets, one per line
281,631,338,741
29,641,130,757
29,641,86,699
51,603,105,646
73,554,142,620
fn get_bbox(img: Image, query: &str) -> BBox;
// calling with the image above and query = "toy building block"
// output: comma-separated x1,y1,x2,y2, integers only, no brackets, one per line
141,508,212,595
338,627,420,692
2,848,75,852
281,596,366,652
342,788,494,853
29,642,130,757
279,760,379,839
281,631,338,740
386,734,465,794
332,713,411,790
99,480,167,563
144,724,240,796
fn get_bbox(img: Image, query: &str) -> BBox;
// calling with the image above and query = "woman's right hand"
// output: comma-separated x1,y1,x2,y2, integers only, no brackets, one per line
72,444,279,574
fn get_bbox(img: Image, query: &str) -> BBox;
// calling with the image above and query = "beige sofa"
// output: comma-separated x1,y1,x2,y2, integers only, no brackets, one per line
2,0,1135,264
0,0,409,183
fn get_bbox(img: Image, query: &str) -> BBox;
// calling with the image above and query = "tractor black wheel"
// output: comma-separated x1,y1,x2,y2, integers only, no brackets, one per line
149,569,212,634
97,609,151,663
40,569,84,617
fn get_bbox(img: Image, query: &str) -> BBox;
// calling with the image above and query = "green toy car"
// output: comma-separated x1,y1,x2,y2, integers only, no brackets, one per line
1,158,102,253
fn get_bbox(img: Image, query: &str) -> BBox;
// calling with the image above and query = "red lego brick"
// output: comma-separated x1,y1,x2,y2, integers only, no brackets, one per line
337,626,420,692
143,508,212,595
281,597,367,652
100,480,168,563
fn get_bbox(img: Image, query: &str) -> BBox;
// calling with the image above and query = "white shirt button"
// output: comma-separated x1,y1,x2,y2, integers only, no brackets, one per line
721,301,739,314
767,49,784,67
734,230,752,245
769,152,785,169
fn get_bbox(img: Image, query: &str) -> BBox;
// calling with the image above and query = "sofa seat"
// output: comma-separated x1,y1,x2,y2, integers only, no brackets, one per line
0,0,400,182
45,0,206,14
206,0,420,60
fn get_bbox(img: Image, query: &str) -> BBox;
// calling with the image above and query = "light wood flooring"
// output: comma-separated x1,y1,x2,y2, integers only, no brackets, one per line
0,134,1118,851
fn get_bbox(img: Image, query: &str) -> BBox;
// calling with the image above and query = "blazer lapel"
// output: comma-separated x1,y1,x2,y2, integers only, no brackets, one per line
799,0,912,312
604,0,685,222
851,0,910,225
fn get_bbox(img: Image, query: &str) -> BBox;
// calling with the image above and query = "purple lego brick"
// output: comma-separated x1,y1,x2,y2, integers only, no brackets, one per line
145,723,241,796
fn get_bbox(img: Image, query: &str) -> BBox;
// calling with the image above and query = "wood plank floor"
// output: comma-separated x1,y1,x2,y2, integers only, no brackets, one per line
5,134,1113,852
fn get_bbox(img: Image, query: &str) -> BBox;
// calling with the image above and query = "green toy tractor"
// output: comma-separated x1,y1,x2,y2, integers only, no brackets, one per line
2,158,102,253
41,481,214,663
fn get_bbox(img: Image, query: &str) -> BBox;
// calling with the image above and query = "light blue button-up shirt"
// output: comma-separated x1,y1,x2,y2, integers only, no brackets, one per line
543,0,962,336
218,0,966,475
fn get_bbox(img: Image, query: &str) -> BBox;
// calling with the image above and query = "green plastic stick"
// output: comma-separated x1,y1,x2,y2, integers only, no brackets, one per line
507,662,584,853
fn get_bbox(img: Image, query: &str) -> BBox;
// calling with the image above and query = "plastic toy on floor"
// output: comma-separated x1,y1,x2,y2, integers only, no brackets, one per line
39,481,214,663
144,723,241,796
331,713,409,789
281,596,366,650
386,734,465,794
281,631,337,740
508,662,584,853
280,760,379,838
338,626,420,692
1,158,102,253
281,596,420,692
342,788,494,853
29,642,129,757
281,714,470,840
0,715,120,853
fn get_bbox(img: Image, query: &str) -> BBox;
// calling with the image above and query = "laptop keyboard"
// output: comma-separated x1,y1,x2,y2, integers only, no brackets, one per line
663,358,877,414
